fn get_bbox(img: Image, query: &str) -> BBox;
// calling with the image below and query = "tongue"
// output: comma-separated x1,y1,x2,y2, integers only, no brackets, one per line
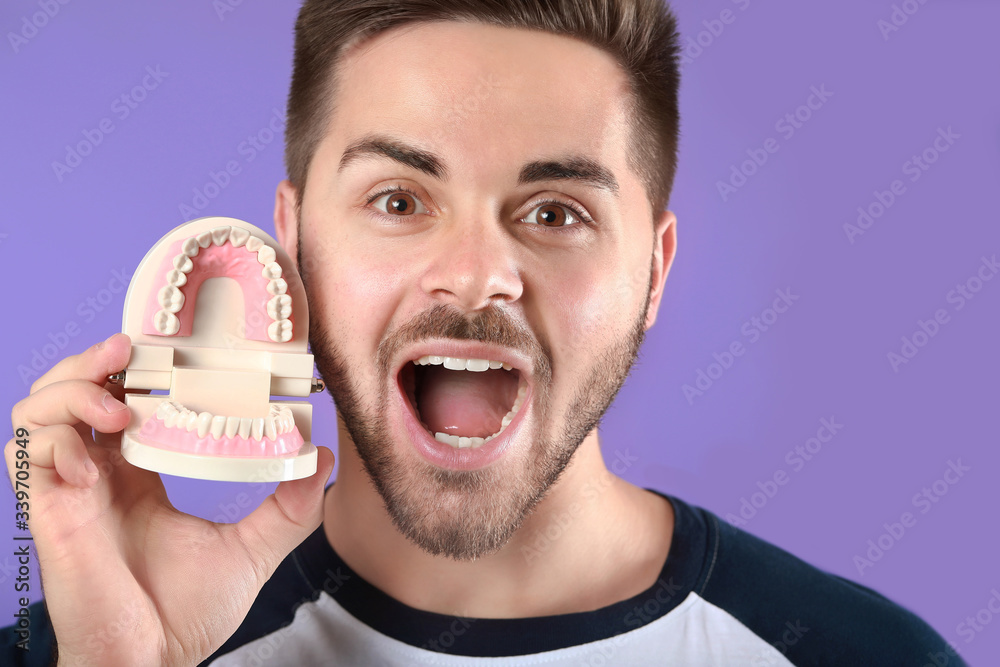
415,366,515,438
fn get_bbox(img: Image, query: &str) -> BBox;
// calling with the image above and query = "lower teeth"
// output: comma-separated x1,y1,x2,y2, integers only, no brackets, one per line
429,384,527,449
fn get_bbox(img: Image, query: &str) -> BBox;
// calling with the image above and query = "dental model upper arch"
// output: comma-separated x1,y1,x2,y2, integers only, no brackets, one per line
143,225,293,343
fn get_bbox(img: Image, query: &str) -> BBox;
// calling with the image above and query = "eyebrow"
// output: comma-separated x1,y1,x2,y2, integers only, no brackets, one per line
338,134,619,197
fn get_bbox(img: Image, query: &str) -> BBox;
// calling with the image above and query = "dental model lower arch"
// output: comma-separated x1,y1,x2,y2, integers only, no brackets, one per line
142,225,293,343
138,400,304,458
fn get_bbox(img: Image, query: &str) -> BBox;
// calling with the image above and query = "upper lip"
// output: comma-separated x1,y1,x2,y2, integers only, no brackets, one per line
394,340,533,380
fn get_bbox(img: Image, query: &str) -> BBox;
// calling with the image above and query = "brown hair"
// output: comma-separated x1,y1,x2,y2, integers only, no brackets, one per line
285,0,681,220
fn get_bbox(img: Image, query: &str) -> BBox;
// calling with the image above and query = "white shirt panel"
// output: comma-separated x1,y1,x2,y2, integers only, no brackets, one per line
209,591,795,667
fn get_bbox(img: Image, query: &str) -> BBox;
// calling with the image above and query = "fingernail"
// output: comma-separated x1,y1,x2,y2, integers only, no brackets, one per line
102,393,127,413
95,333,115,351
84,458,98,476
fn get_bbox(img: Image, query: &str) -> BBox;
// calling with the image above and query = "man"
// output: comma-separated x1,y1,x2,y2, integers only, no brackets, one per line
3,0,964,665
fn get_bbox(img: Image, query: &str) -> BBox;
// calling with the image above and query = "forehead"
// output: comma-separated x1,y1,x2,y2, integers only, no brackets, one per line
330,20,634,182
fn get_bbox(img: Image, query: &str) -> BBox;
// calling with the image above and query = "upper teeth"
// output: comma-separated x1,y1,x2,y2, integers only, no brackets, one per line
151,225,293,343
412,356,512,371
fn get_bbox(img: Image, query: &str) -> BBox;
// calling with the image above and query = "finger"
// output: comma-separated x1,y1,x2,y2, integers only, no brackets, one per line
4,424,99,490
29,333,132,395
12,380,131,435
227,447,335,588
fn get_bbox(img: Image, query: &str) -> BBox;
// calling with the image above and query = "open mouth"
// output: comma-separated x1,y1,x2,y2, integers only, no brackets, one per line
398,354,529,450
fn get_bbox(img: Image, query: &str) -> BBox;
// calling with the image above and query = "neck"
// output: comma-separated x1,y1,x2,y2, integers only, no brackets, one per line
323,418,673,618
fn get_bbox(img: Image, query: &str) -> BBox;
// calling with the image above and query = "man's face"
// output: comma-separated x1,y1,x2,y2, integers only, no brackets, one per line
285,21,671,560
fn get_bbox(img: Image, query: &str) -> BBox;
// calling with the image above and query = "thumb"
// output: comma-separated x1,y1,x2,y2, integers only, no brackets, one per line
227,446,335,586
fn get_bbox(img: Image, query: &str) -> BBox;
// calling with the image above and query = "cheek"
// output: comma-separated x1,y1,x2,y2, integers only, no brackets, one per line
537,258,637,366
303,227,410,345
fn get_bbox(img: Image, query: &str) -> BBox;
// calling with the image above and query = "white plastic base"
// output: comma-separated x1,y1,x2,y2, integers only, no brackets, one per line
122,435,318,482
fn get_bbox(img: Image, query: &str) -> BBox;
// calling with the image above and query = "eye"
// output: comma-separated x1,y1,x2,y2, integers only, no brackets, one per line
522,202,588,229
369,187,429,217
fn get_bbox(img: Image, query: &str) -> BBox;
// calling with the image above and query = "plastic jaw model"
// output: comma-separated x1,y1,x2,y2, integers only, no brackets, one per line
119,217,318,482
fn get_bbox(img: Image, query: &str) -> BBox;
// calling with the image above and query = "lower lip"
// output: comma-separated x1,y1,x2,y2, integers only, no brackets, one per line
393,372,530,471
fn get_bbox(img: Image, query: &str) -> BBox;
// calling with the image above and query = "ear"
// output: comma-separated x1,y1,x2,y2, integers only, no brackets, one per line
273,179,300,271
643,209,677,330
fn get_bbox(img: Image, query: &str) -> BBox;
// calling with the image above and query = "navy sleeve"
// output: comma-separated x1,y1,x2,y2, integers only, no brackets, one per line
0,600,57,667
699,514,968,666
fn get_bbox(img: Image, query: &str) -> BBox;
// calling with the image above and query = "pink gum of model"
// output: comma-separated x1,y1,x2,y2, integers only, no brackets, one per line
138,415,304,457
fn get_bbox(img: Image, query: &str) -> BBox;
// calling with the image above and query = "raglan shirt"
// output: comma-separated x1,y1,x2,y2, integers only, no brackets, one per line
1,492,966,666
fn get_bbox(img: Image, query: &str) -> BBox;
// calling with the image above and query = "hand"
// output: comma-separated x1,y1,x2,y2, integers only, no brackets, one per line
4,334,335,667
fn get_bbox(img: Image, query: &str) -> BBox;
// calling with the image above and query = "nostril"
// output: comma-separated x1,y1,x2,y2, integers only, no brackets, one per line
419,257,524,310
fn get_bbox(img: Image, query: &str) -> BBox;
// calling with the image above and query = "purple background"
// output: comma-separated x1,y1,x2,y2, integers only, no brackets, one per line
2,0,998,662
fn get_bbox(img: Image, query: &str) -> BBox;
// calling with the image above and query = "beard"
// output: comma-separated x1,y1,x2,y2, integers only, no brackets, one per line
301,246,651,561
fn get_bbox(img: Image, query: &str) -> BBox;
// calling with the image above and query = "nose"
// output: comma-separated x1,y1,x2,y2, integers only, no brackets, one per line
419,214,523,311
